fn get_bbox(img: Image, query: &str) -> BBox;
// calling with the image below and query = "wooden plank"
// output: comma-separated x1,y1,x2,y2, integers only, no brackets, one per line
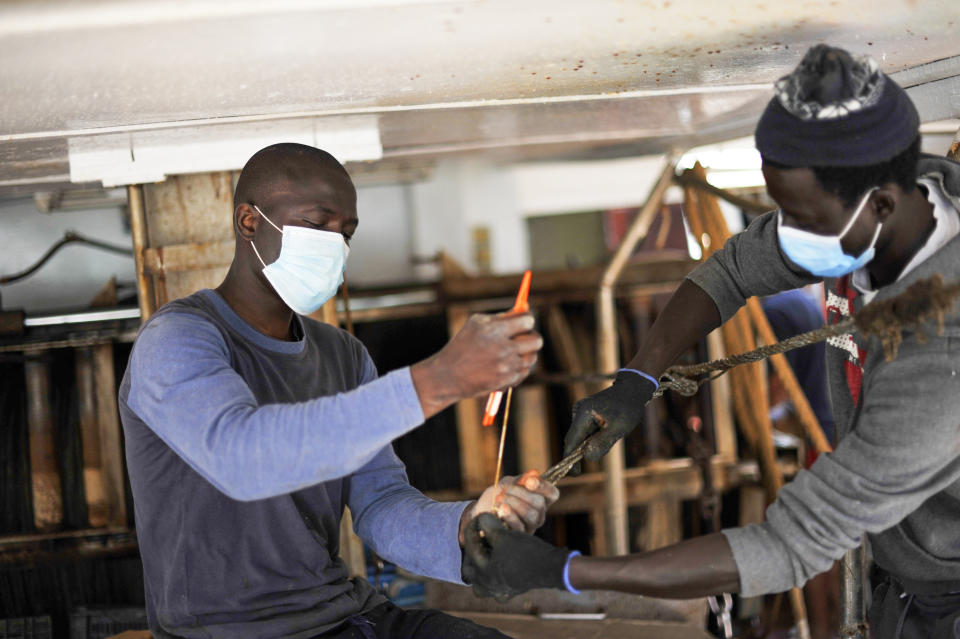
142,172,235,302
441,257,696,301
75,348,109,528
514,386,551,473
92,343,127,527
142,240,235,275
550,456,759,515
24,356,62,531
447,306,496,493
450,612,714,639
642,499,682,551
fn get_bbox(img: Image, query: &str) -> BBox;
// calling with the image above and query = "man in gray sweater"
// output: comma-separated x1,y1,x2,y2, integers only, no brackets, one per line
461,45,960,638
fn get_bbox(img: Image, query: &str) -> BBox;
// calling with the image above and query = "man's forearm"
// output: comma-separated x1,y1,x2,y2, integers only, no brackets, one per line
625,279,721,377
568,533,740,598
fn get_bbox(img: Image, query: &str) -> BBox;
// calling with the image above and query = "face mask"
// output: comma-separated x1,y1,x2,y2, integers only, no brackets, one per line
777,187,881,277
249,205,350,315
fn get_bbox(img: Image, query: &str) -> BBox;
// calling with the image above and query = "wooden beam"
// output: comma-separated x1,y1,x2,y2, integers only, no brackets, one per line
75,348,109,528
440,257,695,301
642,499,682,551
674,170,770,215
142,240,235,275
514,386,551,473
550,456,756,515
127,184,156,322
24,356,62,532
92,343,127,527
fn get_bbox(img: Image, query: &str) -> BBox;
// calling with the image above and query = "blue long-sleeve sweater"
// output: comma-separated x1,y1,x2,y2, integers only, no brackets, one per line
118,289,470,639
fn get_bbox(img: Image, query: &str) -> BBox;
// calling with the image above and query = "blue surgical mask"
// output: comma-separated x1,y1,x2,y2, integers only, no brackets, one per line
777,187,881,278
249,205,350,315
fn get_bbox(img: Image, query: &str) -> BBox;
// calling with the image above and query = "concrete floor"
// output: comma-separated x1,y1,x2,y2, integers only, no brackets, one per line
453,611,713,639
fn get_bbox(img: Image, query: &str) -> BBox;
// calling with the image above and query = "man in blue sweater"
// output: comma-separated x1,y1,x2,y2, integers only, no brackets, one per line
119,143,557,638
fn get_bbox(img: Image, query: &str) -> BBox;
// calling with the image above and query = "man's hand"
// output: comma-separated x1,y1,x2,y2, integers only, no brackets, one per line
563,370,657,472
462,513,574,599
411,312,542,419
459,472,559,545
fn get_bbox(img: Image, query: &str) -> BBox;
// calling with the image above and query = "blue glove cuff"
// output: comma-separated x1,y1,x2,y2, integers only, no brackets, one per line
617,368,659,390
563,550,582,595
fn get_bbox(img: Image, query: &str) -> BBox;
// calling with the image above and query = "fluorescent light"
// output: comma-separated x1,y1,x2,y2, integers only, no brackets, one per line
24,307,141,327
69,115,382,187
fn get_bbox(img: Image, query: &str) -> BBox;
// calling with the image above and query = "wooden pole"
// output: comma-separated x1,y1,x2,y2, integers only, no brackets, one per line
596,159,676,555
92,343,127,527
127,184,155,323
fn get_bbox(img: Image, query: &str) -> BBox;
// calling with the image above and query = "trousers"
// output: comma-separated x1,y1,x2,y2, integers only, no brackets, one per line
869,578,960,639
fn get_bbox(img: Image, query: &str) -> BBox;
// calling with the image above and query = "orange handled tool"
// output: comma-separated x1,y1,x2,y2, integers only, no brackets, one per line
482,270,532,427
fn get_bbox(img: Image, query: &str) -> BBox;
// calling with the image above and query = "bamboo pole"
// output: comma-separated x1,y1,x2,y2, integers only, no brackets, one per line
596,159,676,555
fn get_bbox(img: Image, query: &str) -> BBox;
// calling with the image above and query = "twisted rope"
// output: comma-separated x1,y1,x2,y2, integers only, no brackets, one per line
543,275,960,484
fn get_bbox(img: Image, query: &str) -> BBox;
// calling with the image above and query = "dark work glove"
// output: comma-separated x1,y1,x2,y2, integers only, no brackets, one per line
563,370,658,473
462,513,576,600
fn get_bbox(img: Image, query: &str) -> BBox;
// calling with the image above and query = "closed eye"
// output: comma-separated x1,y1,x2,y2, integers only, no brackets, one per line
301,218,353,244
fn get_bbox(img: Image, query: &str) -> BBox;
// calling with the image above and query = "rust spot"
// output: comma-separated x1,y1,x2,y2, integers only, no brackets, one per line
545,76,551,79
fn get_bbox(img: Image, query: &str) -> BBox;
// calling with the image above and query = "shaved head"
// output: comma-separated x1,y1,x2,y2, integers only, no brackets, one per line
234,143,349,208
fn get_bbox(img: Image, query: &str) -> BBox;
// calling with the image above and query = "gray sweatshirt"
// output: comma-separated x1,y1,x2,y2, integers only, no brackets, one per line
687,155,960,596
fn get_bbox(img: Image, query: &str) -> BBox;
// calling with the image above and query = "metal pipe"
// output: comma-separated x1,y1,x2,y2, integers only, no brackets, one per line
596,159,676,555
127,183,155,323
839,544,869,639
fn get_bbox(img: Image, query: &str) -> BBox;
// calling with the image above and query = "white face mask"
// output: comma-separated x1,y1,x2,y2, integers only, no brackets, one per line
777,187,881,278
249,205,350,315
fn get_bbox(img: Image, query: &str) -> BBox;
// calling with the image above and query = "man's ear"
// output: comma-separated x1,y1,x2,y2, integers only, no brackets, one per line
872,187,898,223
236,203,258,241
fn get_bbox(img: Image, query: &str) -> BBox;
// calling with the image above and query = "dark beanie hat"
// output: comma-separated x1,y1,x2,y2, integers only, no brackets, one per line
755,44,919,167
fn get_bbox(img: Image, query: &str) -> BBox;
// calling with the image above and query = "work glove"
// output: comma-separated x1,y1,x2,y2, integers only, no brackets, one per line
563,369,658,474
462,513,578,600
